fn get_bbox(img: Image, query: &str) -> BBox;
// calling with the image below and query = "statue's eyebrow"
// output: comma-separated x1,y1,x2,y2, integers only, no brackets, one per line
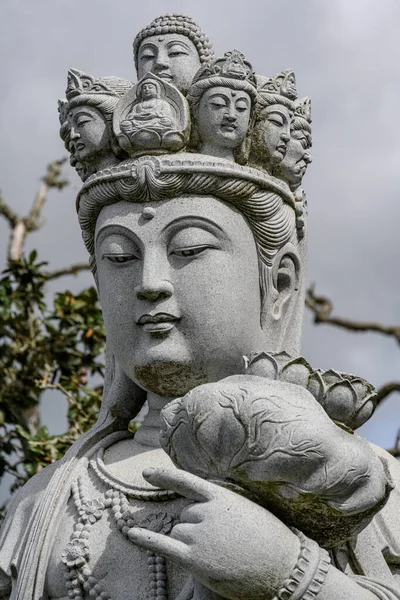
138,42,158,54
95,224,136,246
165,40,191,51
161,215,226,236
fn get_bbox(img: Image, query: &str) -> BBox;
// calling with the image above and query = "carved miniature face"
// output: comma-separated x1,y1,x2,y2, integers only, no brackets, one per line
95,196,265,397
67,106,110,163
197,87,251,155
137,33,201,95
141,82,158,100
256,104,291,168
277,127,312,190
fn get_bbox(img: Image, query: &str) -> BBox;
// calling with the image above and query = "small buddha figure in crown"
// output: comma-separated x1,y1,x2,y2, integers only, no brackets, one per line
276,97,312,192
187,50,257,163
59,68,132,181
114,72,191,156
250,69,297,176
133,14,214,95
119,76,176,140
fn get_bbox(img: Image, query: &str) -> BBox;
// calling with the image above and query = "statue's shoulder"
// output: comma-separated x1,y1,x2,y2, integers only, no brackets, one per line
0,460,59,582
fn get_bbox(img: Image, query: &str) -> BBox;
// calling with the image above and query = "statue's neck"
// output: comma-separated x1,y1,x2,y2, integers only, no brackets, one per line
133,392,173,448
200,143,234,162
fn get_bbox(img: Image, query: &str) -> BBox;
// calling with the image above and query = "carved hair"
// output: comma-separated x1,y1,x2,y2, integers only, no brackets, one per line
133,14,214,71
78,155,296,267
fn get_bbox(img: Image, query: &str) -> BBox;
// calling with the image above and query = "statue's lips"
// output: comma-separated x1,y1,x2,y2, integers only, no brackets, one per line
157,73,173,81
137,313,180,333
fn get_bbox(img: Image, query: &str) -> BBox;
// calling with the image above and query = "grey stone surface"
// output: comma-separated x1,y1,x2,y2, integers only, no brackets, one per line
1,12,400,600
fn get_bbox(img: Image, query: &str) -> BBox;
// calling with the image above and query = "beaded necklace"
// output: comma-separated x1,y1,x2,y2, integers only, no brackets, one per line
61,449,179,600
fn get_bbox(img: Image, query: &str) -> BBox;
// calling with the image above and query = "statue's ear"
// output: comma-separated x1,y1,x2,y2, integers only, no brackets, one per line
260,244,301,353
271,252,300,321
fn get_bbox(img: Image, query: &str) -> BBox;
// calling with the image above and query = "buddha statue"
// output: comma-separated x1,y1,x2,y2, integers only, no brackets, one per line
59,69,133,181
1,15,400,600
249,70,297,176
187,50,257,163
133,14,214,95
115,73,190,156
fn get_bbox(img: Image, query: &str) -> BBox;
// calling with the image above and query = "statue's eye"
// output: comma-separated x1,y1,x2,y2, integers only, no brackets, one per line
171,246,210,258
102,254,138,264
168,46,189,57
236,100,249,113
76,117,91,128
140,52,156,61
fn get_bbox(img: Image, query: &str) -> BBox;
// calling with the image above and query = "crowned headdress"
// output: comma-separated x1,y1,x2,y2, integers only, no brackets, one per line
187,50,257,106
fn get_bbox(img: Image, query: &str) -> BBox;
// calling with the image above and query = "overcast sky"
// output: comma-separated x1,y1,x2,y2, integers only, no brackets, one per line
0,0,399,471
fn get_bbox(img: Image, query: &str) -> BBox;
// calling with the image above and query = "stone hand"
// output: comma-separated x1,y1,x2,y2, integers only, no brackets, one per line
128,466,300,600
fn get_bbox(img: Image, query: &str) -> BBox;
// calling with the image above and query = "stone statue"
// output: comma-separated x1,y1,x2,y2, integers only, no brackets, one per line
1,13,400,600
187,50,257,162
59,68,133,181
114,73,190,156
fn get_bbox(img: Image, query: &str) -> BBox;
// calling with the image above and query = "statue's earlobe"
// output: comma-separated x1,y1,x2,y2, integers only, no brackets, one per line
272,254,299,320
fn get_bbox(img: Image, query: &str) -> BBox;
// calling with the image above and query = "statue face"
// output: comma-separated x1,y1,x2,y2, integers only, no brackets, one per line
95,196,265,397
67,105,110,163
256,104,291,169
141,82,158,100
277,128,312,190
137,33,201,94
197,87,251,153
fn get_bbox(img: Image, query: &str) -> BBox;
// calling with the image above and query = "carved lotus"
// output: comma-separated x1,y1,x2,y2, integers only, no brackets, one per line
245,351,377,430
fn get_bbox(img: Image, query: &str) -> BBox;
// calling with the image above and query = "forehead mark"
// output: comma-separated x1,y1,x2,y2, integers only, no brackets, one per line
142,206,157,220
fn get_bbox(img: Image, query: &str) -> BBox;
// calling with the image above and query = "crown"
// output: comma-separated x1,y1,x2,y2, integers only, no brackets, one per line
65,69,128,101
60,14,312,216
258,69,298,101
187,50,257,107
195,50,255,84
294,97,312,123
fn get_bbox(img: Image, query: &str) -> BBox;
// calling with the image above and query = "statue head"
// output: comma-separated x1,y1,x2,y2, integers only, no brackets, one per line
274,97,312,191
77,156,305,399
187,50,257,163
133,14,214,95
59,69,133,181
250,71,297,174
137,79,161,101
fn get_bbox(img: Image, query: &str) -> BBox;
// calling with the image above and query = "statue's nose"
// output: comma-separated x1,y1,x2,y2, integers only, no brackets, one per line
135,280,174,302
70,126,80,141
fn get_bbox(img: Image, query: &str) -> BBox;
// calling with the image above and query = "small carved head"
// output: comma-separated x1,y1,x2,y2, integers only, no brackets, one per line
133,14,214,95
274,97,312,190
187,51,257,163
59,69,133,181
250,73,298,174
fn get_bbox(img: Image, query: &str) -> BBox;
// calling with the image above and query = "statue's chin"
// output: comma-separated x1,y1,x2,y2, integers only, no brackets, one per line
134,360,208,397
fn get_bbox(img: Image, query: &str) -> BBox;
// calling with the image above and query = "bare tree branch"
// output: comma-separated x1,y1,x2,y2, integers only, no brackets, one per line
0,191,19,227
44,262,90,281
376,382,400,407
306,284,400,343
1,158,69,262
386,430,400,458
